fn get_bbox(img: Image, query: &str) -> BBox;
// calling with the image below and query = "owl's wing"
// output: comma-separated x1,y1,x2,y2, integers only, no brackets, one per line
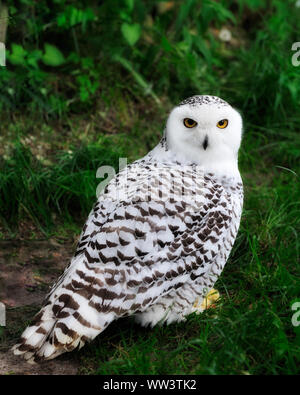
12,162,240,363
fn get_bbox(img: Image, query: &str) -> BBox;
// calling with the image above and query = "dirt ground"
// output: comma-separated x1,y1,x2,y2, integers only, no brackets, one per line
0,239,80,375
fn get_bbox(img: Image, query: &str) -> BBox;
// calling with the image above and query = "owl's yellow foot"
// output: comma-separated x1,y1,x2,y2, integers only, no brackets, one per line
192,289,220,314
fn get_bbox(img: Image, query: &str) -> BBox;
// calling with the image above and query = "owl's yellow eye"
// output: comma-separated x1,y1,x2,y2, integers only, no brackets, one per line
217,119,228,129
183,118,197,128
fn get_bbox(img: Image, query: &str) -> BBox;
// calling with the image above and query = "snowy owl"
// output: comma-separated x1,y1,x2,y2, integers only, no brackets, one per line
13,95,243,363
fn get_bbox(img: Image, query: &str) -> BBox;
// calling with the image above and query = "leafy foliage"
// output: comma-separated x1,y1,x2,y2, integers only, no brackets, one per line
1,0,299,123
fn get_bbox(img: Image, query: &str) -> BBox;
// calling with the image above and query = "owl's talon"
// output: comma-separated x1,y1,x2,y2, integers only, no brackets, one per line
192,289,220,314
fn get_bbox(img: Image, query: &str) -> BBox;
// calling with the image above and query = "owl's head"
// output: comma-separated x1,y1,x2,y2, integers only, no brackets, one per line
165,95,243,175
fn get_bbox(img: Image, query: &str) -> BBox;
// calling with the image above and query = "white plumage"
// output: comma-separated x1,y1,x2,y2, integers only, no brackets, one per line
12,95,243,363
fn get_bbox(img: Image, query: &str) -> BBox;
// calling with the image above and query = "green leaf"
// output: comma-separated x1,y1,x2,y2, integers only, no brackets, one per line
161,36,173,53
70,8,83,27
8,44,27,66
57,13,67,27
57,6,96,29
27,50,42,69
125,0,134,12
121,23,141,46
42,44,65,67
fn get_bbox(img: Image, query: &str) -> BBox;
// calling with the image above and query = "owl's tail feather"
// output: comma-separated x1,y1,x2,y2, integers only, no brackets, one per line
12,297,102,364
12,307,99,364
12,307,78,363
12,305,58,363
12,254,110,363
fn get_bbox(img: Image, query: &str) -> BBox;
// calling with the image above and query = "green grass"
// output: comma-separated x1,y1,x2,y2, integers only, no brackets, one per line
1,0,300,375
0,138,124,234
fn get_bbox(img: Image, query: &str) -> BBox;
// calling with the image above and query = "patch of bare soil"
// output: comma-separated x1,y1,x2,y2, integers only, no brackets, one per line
0,351,80,375
0,239,80,375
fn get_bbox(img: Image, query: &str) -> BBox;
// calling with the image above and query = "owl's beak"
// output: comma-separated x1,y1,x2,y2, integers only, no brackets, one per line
202,135,209,150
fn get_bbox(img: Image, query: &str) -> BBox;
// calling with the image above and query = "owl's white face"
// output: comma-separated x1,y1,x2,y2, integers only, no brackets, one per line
165,96,243,176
